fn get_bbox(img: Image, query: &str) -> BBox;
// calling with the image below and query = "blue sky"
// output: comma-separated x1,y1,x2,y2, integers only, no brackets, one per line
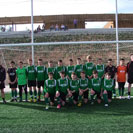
0,0,133,30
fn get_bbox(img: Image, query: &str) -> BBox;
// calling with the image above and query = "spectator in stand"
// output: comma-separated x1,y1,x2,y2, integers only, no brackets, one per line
50,25,54,31
42,22,45,32
37,25,41,32
61,24,65,31
73,19,78,29
55,24,59,31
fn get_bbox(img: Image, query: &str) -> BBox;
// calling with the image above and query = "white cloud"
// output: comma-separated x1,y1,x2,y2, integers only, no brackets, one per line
0,0,132,17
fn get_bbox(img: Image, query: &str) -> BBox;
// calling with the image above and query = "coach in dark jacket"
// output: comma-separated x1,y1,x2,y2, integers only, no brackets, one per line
127,54,133,99
0,64,6,103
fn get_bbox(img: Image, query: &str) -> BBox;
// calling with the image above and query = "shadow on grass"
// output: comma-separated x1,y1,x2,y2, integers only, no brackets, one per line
1,99,133,116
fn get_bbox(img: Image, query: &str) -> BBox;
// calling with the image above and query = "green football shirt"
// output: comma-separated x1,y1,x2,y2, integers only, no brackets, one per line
57,78,69,94
79,78,89,90
96,64,105,78
69,79,79,92
90,77,101,92
16,67,27,85
36,66,46,81
56,66,66,79
26,65,36,80
66,65,76,79
102,78,114,91
44,79,57,94
85,62,95,77
46,67,56,79
75,64,85,78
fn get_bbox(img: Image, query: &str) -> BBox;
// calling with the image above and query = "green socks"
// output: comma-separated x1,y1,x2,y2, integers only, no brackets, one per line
79,95,82,102
34,90,37,99
29,90,33,99
103,94,108,104
91,94,94,102
45,97,49,104
118,89,121,96
122,88,124,96
57,97,60,104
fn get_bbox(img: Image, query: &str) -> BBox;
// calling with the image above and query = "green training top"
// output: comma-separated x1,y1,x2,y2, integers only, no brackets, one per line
26,65,36,80
85,62,95,77
96,64,105,78
16,67,27,85
75,64,85,78
79,78,89,90
69,79,79,92
57,78,69,94
66,65,76,79
36,66,46,81
89,77,101,92
46,67,56,79
56,66,66,79
44,79,57,94
102,78,114,91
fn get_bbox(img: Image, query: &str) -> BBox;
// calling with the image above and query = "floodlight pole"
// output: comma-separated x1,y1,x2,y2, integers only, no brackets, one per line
31,0,34,65
115,0,119,66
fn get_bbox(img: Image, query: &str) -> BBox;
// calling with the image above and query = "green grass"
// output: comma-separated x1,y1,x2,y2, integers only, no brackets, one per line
0,92,133,133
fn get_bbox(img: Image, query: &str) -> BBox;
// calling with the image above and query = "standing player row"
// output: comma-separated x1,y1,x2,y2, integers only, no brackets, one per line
0,54,133,105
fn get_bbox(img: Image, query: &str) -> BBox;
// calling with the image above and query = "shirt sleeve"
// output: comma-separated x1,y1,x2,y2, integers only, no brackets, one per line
44,81,48,93
1,68,6,82
56,80,59,92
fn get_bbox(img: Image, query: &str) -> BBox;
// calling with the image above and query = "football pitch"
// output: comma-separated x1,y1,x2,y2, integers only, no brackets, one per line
0,93,133,133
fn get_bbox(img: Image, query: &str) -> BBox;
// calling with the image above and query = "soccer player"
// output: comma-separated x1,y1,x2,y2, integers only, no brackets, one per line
102,72,114,107
78,71,89,106
57,71,69,106
66,59,76,79
105,59,117,98
44,72,60,109
26,59,37,102
36,59,46,101
96,58,105,79
16,61,28,102
117,58,127,99
90,70,102,105
68,72,81,105
75,58,85,79
56,60,66,79
7,61,17,102
84,55,95,80
0,63,6,103
46,60,56,79
127,54,133,99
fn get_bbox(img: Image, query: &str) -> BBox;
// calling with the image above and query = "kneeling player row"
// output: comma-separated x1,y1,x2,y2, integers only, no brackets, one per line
43,71,113,109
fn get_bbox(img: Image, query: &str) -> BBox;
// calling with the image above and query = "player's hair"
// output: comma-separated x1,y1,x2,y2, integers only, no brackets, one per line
98,58,102,61
77,57,81,60
130,54,133,56
71,72,76,75
48,72,53,75
28,58,32,61
38,58,42,61
93,70,98,74
120,58,125,61
10,61,15,64
106,72,111,76
19,61,23,64
48,60,53,63
58,60,62,63
69,59,73,62
80,71,85,74
60,71,65,75
108,59,112,62
86,55,92,60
